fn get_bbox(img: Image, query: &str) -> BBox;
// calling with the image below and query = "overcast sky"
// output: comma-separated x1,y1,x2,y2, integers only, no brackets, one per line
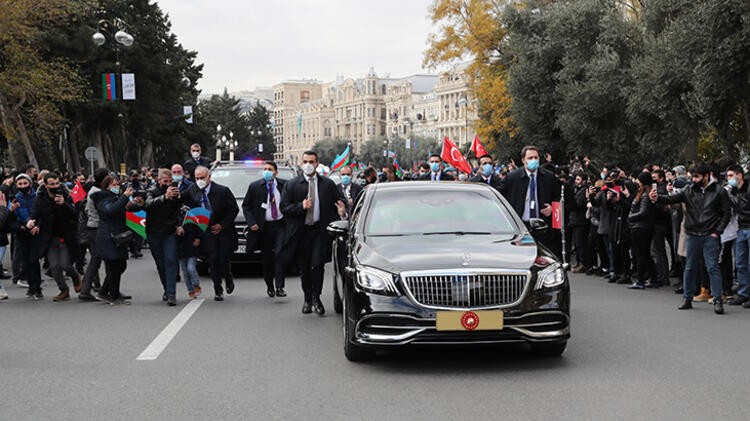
155,0,439,94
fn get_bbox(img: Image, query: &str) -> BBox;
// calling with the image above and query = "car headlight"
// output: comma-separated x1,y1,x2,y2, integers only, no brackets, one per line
356,266,399,295
535,263,565,289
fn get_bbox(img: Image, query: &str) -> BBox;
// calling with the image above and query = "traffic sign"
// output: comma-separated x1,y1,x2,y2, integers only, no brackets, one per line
85,147,100,162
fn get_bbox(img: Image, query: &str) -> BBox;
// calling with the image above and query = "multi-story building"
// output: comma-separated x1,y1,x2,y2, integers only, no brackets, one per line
272,66,478,162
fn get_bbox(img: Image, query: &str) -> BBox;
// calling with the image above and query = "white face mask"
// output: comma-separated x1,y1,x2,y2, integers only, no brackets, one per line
302,163,316,176
196,179,208,190
191,151,200,159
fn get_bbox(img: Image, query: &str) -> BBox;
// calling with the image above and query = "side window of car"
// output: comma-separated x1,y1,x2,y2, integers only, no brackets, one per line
350,190,366,230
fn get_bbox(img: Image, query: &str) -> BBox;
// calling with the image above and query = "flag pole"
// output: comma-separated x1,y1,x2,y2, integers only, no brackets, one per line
560,183,569,271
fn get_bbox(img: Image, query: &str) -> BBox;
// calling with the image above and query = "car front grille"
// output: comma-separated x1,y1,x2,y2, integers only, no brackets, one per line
402,271,529,309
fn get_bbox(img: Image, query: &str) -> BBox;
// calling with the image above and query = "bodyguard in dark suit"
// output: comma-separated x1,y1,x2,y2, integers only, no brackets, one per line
242,161,287,298
419,154,455,181
469,154,502,191
499,146,561,255
186,166,239,301
183,144,213,180
280,151,347,315
338,165,363,213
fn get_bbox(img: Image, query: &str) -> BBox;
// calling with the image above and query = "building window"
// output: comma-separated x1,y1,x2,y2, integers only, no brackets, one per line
300,91,310,103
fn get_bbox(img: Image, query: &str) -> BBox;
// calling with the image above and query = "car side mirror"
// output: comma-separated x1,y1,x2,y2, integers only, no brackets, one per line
327,220,349,238
528,218,548,233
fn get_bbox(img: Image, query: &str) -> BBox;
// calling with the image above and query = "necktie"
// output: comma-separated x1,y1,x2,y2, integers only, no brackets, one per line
201,190,212,211
305,177,315,225
432,173,436,181
529,173,537,218
268,182,279,220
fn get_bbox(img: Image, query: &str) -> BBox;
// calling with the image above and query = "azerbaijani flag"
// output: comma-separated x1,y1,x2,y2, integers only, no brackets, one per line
102,73,117,100
393,157,404,178
330,145,350,172
126,210,146,239
387,150,397,158
183,207,211,232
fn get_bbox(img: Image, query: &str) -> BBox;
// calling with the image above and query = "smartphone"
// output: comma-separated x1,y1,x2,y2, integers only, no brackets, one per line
652,183,657,191
170,181,178,188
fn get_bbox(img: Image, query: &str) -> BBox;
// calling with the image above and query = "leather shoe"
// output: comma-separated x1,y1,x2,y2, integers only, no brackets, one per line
677,299,692,310
267,288,275,298
645,281,661,289
167,296,177,306
312,298,325,316
225,273,235,295
275,288,287,297
714,300,724,315
214,294,224,302
727,296,748,306
120,293,132,300
674,285,684,294
302,301,312,314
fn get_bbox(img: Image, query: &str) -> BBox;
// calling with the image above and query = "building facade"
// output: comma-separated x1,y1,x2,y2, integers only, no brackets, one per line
272,67,478,163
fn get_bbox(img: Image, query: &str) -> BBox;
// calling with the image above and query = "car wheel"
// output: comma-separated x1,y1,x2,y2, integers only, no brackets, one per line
530,341,567,357
343,287,374,362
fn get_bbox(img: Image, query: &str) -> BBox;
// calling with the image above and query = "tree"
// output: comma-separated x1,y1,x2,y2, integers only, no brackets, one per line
0,0,86,168
424,0,515,154
246,101,275,160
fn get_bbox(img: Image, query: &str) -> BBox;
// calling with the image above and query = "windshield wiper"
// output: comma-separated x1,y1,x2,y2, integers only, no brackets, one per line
422,231,492,236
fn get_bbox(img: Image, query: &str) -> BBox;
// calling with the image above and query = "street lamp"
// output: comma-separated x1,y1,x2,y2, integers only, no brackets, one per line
215,124,224,161
457,95,468,147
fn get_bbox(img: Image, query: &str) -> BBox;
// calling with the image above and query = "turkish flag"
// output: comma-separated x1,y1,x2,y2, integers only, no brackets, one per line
551,201,562,229
71,180,86,204
441,137,473,174
470,135,488,158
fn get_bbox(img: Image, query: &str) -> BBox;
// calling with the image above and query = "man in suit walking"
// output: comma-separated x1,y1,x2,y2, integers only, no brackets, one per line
469,154,502,191
242,161,287,298
419,154,455,181
338,165,363,213
183,144,213,180
280,151,347,316
187,166,239,301
499,145,561,256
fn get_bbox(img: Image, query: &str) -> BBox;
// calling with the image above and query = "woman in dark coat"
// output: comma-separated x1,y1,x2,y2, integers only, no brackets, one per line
627,172,656,290
91,176,139,305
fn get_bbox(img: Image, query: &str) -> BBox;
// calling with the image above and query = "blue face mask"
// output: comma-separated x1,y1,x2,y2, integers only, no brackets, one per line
601,172,606,180
172,175,183,182
728,178,738,188
430,162,441,173
110,187,120,195
341,175,352,185
262,170,274,182
526,159,540,171
482,163,494,177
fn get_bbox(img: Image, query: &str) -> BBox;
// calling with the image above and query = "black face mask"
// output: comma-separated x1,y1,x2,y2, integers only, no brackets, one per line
19,186,31,194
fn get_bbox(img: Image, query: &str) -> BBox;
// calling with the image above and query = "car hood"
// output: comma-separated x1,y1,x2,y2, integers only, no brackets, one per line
356,234,538,274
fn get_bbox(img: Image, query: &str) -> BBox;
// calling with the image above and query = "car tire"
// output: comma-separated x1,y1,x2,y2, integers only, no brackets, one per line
530,341,567,357
343,286,374,362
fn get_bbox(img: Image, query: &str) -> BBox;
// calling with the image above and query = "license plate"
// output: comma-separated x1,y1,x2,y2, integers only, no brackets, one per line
236,244,246,254
436,310,504,331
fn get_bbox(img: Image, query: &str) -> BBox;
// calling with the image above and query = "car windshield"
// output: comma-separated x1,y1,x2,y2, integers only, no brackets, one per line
364,189,518,236
210,167,296,198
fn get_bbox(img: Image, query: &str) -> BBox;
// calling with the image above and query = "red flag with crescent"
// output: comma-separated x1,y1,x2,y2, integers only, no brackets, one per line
71,180,86,204
470,135,488,158
441,137,473,174
551,201,562,229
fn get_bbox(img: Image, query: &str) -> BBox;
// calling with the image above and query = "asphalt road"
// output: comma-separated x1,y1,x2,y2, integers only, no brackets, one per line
0,252,747,421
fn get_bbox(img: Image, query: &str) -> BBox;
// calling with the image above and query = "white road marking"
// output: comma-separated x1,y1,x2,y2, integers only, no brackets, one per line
136,299,205,361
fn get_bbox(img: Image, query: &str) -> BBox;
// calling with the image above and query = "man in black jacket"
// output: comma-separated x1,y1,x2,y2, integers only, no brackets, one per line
726,165,750,307
183,144,213,180
468,154,502,191
27,172,81,302
650,169,672,288
569,173,591,272
242,161,287,298
651,163,731,314
338,165,363,213
143,168,183,306
186,166,239,301
499,145,560,256
280,151,347,315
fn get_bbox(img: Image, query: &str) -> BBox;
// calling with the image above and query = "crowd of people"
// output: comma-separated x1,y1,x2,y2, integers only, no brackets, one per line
1,143,747,316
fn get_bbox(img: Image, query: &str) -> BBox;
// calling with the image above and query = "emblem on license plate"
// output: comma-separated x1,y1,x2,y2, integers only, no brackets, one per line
461,311,479,330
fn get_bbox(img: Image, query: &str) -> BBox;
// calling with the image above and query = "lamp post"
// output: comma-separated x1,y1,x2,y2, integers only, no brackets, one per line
457,95,468,147
215,124,223,161
92,14,134,167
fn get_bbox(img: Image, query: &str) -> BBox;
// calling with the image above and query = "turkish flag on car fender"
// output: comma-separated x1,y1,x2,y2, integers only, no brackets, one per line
71,180,86,204
441,137,473,174
551,201,562,229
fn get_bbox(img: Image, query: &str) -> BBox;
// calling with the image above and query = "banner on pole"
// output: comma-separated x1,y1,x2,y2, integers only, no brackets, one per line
121,73,136,100
102,73,117,101
183,105,193,124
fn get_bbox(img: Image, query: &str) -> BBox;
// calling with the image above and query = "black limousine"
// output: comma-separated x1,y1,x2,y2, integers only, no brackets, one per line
328,181,570,361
